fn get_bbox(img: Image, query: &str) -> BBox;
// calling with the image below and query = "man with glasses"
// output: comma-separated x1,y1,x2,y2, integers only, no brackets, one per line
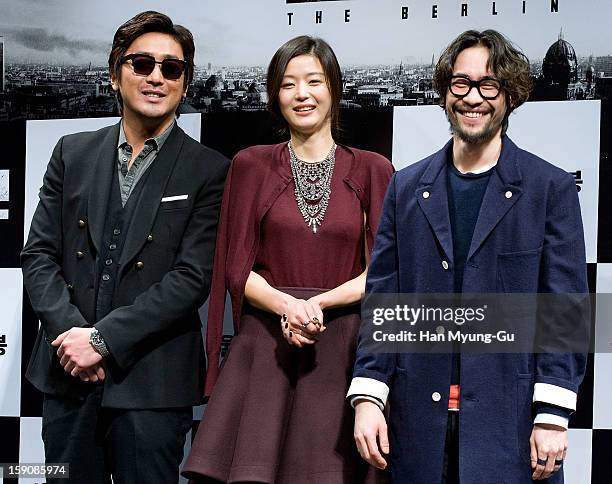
22,11,228,483
349,30,587,483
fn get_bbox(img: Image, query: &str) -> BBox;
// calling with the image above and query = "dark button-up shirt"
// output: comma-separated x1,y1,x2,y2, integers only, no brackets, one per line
117,120,174,206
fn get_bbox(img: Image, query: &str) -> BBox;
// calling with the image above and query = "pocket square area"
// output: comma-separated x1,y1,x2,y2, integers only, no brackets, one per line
161,195,189,202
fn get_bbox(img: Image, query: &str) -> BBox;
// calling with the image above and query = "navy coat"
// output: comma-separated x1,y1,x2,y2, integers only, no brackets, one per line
352,136,588,483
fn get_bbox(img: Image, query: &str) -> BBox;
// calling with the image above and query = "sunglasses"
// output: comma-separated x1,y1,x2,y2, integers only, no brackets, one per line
121,53,187,80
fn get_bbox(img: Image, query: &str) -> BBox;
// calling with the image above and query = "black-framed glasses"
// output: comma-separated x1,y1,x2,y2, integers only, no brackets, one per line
449,75,502,100
121,53,187,80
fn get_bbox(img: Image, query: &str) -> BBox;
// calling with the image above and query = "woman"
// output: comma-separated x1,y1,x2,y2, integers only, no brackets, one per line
183,36,393,483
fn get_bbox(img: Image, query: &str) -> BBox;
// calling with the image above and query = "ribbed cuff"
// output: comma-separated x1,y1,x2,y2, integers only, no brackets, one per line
534,413,569,429
350,395,385,411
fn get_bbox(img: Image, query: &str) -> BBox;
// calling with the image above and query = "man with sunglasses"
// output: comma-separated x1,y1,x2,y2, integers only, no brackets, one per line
22,11,229,483
349,30,587,483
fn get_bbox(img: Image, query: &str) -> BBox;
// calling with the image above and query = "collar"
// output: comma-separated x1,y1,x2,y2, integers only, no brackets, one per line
118,119,176,151
420,135,522,187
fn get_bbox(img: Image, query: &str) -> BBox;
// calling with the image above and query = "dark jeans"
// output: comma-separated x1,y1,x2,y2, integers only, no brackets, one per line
42,386,192,484
441,411,459,484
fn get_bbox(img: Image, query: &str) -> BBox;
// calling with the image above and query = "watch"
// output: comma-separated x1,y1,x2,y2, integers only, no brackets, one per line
89,328,110,358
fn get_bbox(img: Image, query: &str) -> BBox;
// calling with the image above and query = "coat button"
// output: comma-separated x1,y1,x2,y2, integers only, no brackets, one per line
113,228,121,235
422,191,430,199
441,260,449,270
78,219,86,228
102,274,110,281
135,261,144,270
505,190,513,199
76,251,84,259
146,234,154,243
67,284,74,292
432,392,442,402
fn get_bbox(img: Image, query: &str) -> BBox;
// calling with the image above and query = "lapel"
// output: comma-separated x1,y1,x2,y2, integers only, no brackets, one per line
255,142,293,222
119,124,186,269
88,122,121,256
466,136,523,261
416,140,454,264
341,145,365,203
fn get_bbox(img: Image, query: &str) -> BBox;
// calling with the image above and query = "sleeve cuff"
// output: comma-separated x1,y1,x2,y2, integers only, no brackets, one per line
534,413,569,429
535,403,572,419
533,382,577,411
350,395,385,411
347,377,389,407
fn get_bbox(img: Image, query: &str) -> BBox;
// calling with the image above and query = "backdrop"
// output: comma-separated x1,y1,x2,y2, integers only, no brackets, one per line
0,1,610,483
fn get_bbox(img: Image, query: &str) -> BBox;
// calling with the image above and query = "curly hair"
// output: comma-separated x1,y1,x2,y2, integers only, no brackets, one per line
434,30,532,134
108,11,195,112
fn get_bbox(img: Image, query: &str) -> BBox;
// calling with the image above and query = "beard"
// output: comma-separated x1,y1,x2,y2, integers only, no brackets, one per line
447,109,504,145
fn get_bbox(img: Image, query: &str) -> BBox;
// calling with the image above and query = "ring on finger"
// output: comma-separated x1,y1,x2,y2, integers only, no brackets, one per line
302,320,310,328
536,458,547,466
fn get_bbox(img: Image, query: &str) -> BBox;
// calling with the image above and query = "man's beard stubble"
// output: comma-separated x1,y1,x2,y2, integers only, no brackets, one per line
447,109,505,145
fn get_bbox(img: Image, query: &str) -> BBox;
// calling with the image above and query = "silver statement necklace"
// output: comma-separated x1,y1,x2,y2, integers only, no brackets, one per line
288,141,336,234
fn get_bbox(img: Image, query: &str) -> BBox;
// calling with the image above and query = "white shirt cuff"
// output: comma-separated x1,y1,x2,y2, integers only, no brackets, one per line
534,413,569,429
532,383,577,411
346,377,389,407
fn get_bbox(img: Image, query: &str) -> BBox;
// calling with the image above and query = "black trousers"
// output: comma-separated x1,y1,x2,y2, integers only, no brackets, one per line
42,386,192,484
441,411,459,484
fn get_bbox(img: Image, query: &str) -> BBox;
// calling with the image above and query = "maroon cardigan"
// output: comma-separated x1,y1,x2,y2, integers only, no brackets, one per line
204,142,393,396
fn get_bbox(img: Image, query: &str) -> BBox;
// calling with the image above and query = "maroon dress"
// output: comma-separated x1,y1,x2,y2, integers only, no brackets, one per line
183,145,392,483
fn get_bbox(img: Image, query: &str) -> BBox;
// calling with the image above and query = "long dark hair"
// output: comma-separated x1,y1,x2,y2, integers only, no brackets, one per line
266,35,343,137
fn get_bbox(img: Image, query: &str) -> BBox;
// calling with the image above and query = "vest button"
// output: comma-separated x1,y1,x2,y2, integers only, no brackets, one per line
432,392,442,402
113,228,121,236
422,191,430,199
78,219,86,228
76,251,84,259
135,261,144,270
147,234,154,243
102,274,110,281
505,190,513,199
441,260,449,270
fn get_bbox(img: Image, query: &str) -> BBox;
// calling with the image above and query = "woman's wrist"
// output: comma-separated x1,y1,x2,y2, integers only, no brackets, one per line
272,291,296,316
309,293,327,311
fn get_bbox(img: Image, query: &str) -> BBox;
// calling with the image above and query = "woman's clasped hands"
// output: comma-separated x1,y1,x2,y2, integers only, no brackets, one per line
280,296,327,347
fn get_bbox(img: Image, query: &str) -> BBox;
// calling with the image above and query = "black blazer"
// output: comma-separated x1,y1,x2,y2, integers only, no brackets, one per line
22,122,229,408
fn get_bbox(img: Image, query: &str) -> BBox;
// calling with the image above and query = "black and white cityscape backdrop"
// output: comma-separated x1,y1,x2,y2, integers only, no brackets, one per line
0,1,611,483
